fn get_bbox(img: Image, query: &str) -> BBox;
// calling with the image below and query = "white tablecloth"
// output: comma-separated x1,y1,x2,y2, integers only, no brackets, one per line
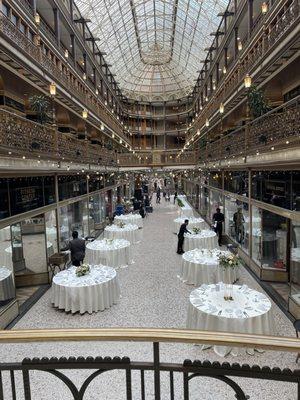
114,213,143,228
0,266,14,301
187,283,273,356
173,217,205,234
178,249,238,285
184,230,218,251
52,265,120,314
0,227,11,242
85,239,132,269
104,224,141,244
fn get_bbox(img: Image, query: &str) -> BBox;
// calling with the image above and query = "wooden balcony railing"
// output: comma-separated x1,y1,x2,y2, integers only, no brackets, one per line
0,13,127,142
197,95,300,163
0,108,117,166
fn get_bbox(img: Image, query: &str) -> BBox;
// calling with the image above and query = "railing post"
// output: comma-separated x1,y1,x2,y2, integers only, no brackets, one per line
153,342,161,400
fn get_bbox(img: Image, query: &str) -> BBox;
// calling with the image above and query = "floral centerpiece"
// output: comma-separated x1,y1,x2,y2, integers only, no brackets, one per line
105,238,114,245
117,221,126,228
192,227,201,234
75,264,90,277
218,253,239,269
218,253,239,301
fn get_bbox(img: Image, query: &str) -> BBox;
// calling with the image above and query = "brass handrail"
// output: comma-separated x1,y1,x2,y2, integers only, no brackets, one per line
1,328,299,352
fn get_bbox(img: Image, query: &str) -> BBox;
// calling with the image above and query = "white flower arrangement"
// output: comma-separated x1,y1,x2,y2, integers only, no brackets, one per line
117,221,126,228
105,238,114,245
218,253,239,269
192,227,201,234
75,264,90,277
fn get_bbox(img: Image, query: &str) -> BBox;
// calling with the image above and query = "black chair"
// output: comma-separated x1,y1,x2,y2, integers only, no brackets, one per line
293,319,300,362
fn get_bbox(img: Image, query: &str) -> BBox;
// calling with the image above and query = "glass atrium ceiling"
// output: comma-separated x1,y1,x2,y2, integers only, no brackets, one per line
76,0,228,102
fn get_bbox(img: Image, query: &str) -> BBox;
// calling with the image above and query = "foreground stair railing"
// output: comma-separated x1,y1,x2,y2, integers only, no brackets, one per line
0,328,299,399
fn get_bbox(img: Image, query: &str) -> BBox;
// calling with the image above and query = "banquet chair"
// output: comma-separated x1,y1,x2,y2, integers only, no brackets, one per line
294,319,300,362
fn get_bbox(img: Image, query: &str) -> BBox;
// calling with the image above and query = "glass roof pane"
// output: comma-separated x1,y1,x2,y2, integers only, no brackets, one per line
75,0,229,101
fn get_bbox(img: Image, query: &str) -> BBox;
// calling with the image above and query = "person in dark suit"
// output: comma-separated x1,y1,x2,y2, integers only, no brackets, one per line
62,231,86,266
213,208,225,246
177,219,191,254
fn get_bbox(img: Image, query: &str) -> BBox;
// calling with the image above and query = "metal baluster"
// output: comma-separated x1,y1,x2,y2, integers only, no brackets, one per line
140,370,145,400
22,369,31,400
183,372,189,400
153,342,161,400
126,367,132,400
10,371,16,400
0,371,4,400
169,371,174,400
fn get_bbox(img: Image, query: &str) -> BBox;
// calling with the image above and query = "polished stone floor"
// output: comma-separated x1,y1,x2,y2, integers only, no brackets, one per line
2,200,297,399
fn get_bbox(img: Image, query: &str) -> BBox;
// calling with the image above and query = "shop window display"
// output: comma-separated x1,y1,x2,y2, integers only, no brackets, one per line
252,207,287,270
224,197,249,253
290,220,300,304
0,226,15,308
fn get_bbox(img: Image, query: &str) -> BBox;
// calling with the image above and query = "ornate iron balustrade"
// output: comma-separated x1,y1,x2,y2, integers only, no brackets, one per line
118,150,196,167
197,95,300,163
190,0,300,141
0,14,127,142
0,108,116,166
0,328,299,399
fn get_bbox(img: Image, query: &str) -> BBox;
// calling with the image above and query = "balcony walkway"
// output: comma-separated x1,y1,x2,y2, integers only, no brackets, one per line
2,200,297,399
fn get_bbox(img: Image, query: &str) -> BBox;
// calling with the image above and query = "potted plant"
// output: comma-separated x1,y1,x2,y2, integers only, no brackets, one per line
29,95,51,124
247,86,270,119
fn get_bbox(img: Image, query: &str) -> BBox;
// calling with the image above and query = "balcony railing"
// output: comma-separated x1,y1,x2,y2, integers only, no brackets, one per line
119,150,196,167
197,95,300,163
0,13,127,142
191,0,300,140
0,108,117,166
0,328,299,399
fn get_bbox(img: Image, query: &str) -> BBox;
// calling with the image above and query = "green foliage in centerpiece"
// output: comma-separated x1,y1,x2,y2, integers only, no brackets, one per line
177,198,184,208
75,264,90,277
105,238,114,245
192,227,201,234
218,253,239,269
117,221,126,228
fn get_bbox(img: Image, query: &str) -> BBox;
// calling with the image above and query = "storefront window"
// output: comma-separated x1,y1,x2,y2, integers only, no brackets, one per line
0,225,15,308
58,199,89,247
210,190,224,221
0,179,9,219
45,210,58,256
9,177,44,215
88,193,106,235
251,207,287,270
209,171,222,189
224,196,249,253
58,175,87,201
88,174,105,192
200,186,209,218
224,171,248,196
251,170,300,210
290,219,300,304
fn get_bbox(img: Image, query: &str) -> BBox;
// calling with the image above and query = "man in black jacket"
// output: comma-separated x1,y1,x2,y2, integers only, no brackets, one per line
62,231,86,266
212,208,225,246
177,219,191,254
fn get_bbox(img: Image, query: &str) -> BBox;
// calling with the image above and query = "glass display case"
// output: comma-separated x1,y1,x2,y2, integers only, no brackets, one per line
224,196,249,253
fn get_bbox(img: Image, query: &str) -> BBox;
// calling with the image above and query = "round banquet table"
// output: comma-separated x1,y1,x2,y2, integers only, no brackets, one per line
114,213,143,228
0,226,11,242
173,217,205,234
0,266,15,302
184,230,218,251
51,265,120,314
104,224,141,244
3,241,54,269
186,283,273,357
85,239,132,269
178,249,239,286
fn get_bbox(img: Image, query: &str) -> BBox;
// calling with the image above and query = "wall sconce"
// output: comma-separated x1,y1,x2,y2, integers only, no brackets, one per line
244,74,252,88
101,123,104,131
34,13,40,26
64,49,69,59
83,73,87,81
238,40,243,51
49,82,56,96
262,2,268,14
205,118,209,127
82,109,88,119
219,103,224,114
223,66,227,74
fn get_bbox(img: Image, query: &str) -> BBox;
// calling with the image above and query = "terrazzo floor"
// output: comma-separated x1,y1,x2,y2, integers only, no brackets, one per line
1,200,298,399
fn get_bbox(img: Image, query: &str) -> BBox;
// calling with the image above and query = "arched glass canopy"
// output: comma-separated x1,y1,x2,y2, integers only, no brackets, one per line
76,0,228,101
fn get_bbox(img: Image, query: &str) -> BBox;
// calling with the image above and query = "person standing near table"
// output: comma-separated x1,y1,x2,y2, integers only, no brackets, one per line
62,231,86,266
213,208,225,247
174,191,178,204
177,219,191,254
